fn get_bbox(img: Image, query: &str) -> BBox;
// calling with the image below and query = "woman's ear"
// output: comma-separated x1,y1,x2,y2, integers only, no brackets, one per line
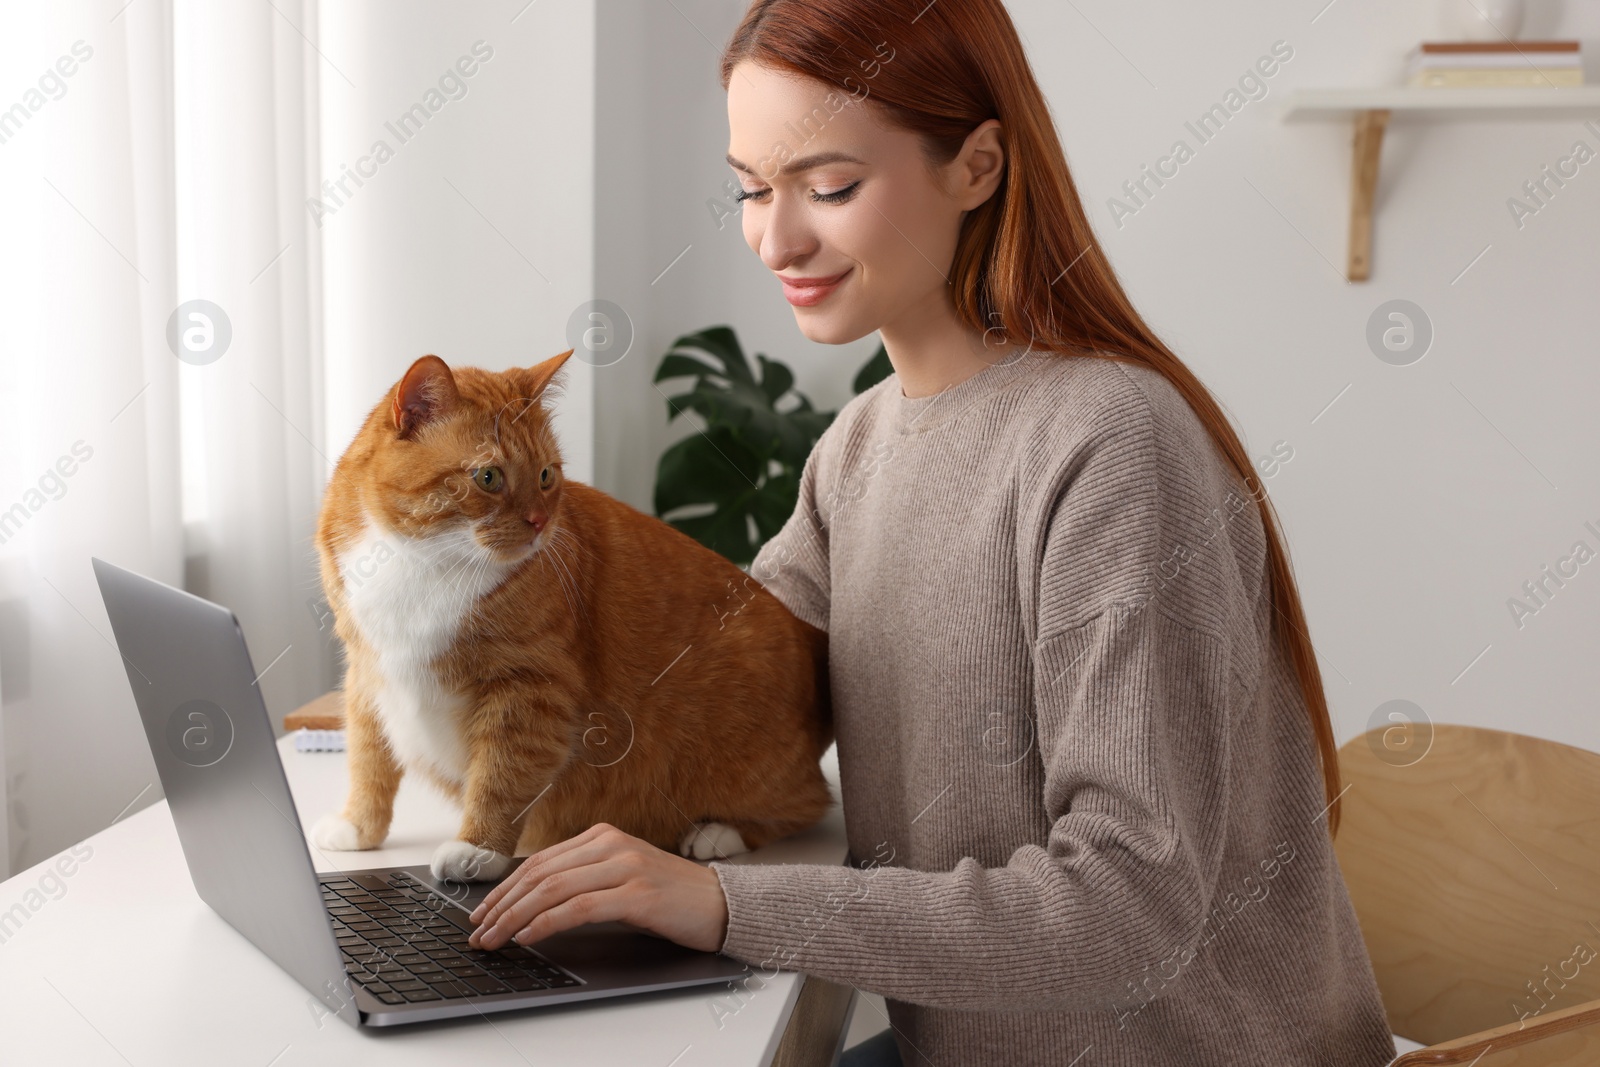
949,118,1005,211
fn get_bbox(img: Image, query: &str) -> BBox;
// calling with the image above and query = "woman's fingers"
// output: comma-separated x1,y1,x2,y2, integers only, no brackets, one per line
468,839,617,939
469,828,630,939
459,826,728,955
470,855,640,950
471,822,612,923
496,885,637,949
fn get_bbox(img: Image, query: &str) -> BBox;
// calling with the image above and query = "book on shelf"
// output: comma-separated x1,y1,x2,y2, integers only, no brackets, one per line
1406,40,1585,88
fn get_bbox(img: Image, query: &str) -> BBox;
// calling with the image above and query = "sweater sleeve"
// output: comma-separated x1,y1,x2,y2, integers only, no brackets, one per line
747,440,830,632
709,405,1245,1014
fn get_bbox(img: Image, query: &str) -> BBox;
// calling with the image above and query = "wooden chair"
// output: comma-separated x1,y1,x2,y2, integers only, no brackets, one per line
1336,723,1600,1065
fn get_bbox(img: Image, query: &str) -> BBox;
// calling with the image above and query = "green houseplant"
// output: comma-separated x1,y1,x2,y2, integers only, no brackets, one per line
652,325,892,566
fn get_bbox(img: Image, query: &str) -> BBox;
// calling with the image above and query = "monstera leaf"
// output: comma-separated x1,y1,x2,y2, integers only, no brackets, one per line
653,325,887,566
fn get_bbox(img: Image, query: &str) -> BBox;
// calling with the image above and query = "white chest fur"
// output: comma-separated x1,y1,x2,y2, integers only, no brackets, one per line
336,517,513,785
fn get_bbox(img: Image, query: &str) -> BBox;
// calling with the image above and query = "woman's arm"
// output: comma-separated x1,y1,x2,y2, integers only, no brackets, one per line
712,384,1262,1014
746,438,831,631
711,607,1237,1014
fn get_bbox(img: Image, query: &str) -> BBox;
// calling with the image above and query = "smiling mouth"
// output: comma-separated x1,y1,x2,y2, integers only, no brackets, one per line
779,269,851,307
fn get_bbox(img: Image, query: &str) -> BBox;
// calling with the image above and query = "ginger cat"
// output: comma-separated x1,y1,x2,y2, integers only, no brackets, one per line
310,350,833,883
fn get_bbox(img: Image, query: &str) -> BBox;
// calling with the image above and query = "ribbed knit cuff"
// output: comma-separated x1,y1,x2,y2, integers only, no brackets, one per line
709,858,866,968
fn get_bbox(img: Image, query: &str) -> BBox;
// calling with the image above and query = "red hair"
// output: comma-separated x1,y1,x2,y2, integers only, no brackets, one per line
723,0,1346,836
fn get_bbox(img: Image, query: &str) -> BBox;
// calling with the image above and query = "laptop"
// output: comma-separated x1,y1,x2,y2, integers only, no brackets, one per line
90,556,753,1027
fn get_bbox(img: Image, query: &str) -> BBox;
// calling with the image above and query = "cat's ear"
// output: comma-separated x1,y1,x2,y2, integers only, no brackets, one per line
520,349,574,402
393,355,460,439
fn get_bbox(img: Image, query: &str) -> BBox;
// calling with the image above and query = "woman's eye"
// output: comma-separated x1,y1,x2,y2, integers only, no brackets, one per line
811,181,861,204
538,465,553,489
736,178,864,203
472,466,505,492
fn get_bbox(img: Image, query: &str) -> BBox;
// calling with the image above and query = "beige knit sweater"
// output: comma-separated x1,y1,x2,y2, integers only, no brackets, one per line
708,348,1397,1066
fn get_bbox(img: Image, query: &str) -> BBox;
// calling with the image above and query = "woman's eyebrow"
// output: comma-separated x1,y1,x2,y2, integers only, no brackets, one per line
725,150,867,176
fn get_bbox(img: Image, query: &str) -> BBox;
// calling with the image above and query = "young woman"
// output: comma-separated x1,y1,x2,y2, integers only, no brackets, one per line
468,2,1397,1064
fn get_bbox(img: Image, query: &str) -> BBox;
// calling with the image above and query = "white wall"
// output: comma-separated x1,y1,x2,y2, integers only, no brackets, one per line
594,0,1600,757
1006,0,1600,752
319,0,598,482
591,0,883,512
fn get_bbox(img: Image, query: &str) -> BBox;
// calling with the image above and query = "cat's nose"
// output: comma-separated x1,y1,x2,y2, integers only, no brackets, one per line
524,509,547,532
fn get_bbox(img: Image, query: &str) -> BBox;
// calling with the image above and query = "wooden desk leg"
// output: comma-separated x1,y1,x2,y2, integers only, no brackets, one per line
1348,107,1390,282
773,975,858,1067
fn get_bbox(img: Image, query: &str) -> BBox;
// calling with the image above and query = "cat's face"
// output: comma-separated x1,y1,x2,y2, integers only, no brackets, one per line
359,351,573,564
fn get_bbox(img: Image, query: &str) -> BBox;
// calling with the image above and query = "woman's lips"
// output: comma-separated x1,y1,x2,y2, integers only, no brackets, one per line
780,268,851,307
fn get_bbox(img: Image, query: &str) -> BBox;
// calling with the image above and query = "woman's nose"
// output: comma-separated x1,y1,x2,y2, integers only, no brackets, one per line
758,197,816,271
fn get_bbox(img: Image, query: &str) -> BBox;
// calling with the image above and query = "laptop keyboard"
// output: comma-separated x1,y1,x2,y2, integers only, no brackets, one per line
321,871,584,1005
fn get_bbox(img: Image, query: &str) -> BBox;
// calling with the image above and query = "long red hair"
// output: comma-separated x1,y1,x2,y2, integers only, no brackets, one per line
723,0,1346,837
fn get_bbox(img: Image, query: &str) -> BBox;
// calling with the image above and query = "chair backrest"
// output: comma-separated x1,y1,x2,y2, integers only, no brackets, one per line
1334,723,1600,1047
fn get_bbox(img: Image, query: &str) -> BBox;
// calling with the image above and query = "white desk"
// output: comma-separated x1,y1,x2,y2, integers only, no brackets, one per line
0,734,849,1066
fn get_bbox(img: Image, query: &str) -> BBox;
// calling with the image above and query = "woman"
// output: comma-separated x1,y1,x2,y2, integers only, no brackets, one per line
467,2,1397,1064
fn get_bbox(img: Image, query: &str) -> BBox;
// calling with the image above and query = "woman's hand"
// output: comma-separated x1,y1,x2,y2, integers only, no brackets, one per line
465,822,730,954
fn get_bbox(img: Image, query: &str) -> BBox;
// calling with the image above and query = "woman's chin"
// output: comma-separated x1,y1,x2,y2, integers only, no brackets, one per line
791,308,875,346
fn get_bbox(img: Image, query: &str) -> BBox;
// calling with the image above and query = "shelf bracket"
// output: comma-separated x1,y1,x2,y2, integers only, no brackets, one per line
1347,108,1390,281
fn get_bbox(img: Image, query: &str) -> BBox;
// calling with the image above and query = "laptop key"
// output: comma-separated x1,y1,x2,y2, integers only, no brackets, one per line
374,991,406,1004
428,980,475,999
460,975,510,994
502,975,548,992
401,987,442,1002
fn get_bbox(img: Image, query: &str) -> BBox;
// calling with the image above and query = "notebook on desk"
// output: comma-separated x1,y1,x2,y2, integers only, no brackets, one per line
91,556,753,1028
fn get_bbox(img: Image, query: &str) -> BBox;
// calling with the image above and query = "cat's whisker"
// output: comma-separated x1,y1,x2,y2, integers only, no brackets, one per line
541,526,585,624
556,530,589,622
536,533,571,610
462,550,496,624
437,547,478,616
435,544,480,595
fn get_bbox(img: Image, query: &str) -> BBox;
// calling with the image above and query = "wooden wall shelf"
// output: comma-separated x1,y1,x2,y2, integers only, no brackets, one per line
1276,87,1600,281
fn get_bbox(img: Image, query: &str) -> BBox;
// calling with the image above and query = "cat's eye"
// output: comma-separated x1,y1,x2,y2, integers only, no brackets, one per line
472,466,505,492
538,465,554,489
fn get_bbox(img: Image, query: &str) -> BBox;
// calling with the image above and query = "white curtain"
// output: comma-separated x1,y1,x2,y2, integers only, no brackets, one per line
0,0,334,877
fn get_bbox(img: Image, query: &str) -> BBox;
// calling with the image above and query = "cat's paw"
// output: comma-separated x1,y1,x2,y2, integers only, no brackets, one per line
430,839,515,883
312,813,373,851
678,822,750,861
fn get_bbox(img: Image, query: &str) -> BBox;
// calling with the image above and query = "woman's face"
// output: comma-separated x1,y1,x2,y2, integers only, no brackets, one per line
726,61,985,346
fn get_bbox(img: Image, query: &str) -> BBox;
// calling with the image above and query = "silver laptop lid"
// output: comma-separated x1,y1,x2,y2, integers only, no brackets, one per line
91,557,357,1027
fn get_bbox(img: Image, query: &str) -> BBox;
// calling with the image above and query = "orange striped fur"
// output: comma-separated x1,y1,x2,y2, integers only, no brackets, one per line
310,350,832,882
